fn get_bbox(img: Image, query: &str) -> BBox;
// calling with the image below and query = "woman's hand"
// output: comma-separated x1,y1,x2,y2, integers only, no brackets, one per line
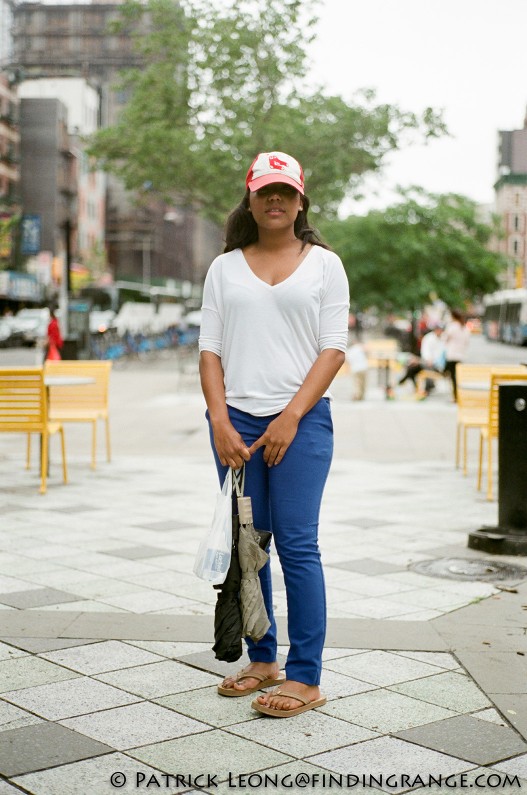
212,420,251,469
249,412,299,467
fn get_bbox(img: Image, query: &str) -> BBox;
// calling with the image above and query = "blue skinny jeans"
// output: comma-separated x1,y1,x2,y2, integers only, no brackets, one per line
207,397,333,685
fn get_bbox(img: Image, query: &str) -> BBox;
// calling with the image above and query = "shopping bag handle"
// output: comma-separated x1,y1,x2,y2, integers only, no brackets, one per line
232,464,245,498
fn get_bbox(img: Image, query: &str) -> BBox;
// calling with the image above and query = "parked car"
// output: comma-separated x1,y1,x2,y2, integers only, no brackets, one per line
12,308,50,346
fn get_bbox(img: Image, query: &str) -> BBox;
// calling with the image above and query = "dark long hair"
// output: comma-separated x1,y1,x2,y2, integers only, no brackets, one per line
224,189,331,253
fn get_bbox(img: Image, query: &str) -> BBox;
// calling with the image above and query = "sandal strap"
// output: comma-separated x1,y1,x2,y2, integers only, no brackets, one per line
270,688,310,705
235,669,268,684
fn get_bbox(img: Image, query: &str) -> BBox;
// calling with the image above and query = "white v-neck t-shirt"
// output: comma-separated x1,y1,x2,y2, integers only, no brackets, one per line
198,246,350,416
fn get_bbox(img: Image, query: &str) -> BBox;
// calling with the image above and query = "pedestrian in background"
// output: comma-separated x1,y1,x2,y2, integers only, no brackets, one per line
199,151,349,717
398,325,445,397
345,340,369,400
443,309,471,401
46,308,63,361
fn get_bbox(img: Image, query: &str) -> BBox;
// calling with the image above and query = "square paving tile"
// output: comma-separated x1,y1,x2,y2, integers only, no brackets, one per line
0,641,26,661
394,651,460,671
0,722,113,777
129,729,292,781
133,519,196,531
60,701,210,750
390,671,491,712
96,660,219,699
320,688,457,733
0,588,82,609
396,715,527,765
336,517,395,529
0,656,78,694
177,649,286,679
12,752,169,795
0,700,42,731
101,546,174,560
0,637,95,654
156,686,261,727
45,505,100,514
228,710,378,757
495,754,527,779
40,640,165,675
330,558,405,575
324,650,442,687
3,677,141,720
308,736,475,793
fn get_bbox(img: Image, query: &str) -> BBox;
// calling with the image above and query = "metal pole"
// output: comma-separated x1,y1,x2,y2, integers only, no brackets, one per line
142,236,151,285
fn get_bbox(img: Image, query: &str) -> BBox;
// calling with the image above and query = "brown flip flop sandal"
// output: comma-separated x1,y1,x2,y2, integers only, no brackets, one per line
251,688,327,717
217,668,286,697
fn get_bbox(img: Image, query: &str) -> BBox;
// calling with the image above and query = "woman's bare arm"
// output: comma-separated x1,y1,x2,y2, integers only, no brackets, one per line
199,351,251,468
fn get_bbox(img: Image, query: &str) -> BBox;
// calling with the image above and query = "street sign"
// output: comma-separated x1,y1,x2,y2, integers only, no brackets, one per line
21,214,41,255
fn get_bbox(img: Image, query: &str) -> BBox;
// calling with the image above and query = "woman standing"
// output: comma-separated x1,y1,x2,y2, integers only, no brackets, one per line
198,151,349,718
443,309,471,401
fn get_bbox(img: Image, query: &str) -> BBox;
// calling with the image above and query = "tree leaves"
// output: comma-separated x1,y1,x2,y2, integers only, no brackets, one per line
88,0,447,224
320,189,509,311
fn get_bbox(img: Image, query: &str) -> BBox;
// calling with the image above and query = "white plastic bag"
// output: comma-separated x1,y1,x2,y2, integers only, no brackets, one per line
193,468,232,584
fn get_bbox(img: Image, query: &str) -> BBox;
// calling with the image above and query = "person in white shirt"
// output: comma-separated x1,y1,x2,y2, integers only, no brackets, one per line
443,309,471,401
398,325,446,396
199,151,349,718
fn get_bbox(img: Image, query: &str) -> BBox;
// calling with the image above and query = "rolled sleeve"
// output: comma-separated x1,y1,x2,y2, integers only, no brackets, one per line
318,253,350,353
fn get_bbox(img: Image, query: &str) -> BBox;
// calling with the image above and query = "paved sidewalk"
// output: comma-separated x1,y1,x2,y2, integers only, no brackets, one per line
0,356,526,793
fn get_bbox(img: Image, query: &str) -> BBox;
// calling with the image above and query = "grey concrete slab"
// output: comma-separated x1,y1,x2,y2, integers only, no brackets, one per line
490,696,527,741
395,714,527,764
330,558,405,575
3,677,141,720
0,637,96,653
0,781,24,794
0,722,113,777
0,610,82,638
0,656,79,694
308,736,475,794
336,517,396,528
45,505,101,514
324,650,443,687
156,686,261,728
456,651,527,695
177,649,286,679
133,520,197,531
324,618,447,651
0,588,82,609
390,671,491,713
228,710,378,757
319,688,457,733
101,546,174,560
40,640,165,675
128,729,292,781
12,753,171,795
96,660,219,699
435,624,527,653
60,701,210,750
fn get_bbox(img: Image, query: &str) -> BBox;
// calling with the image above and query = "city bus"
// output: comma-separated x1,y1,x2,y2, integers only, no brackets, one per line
482,289,527,345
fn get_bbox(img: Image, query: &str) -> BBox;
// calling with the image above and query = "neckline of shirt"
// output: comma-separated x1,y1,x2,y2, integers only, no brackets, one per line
237,244,317,289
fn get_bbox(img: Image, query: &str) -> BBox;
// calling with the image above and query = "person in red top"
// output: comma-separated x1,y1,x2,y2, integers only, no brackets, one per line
46,308,63,360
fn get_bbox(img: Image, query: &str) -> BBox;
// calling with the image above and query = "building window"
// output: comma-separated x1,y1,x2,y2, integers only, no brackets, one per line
514,215,519,231
513,240,519,255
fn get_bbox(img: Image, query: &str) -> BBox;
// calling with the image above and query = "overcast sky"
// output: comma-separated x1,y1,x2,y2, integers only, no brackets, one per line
307,0,527,215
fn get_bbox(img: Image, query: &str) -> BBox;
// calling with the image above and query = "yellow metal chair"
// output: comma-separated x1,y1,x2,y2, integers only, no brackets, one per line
0,367,68,494
477,370,527,501
455,364,527,475
43,361,112,470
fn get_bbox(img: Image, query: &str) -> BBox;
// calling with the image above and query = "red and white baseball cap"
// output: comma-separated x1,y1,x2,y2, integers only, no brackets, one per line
246,151,304,195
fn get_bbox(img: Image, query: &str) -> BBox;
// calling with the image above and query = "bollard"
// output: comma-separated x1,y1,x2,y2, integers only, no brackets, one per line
468,383,527,555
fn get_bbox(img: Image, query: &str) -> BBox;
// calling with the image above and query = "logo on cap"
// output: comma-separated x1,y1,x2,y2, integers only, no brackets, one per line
245,151,305,195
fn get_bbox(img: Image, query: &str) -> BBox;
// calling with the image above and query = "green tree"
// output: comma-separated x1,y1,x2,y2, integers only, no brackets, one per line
89,0,446,223
320,188,508,311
